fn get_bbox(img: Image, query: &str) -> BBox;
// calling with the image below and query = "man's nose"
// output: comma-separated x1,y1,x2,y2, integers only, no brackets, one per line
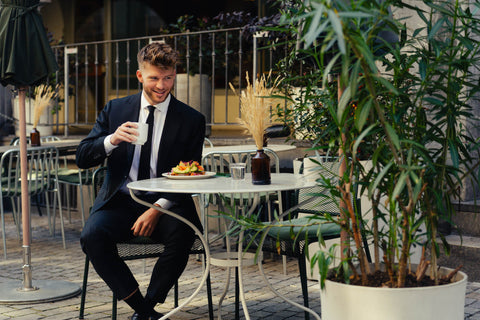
156,80,164,89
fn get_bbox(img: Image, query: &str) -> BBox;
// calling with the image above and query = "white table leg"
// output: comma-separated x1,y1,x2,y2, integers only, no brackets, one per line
129,190,211,320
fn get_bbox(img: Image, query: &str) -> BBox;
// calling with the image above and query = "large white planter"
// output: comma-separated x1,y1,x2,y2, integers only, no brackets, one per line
12,96,53,137
175,74,212,135
320,266,467,320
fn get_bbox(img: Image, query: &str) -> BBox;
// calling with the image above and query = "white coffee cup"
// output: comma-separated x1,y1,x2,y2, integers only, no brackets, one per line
131,122,148,145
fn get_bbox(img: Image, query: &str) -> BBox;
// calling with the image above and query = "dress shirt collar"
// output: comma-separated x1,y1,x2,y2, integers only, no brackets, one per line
140,92,171,113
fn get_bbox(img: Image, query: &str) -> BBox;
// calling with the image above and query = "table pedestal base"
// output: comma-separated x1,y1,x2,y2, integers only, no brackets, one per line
211,251,262,320
0,280,81,304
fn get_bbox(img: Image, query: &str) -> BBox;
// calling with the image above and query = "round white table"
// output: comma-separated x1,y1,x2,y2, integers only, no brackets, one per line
127,173,319,320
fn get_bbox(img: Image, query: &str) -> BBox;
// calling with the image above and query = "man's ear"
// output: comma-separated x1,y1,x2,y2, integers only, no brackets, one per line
136,69,143,83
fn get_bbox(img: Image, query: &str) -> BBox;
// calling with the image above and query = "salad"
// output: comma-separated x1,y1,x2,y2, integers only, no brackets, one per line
169,160,205,176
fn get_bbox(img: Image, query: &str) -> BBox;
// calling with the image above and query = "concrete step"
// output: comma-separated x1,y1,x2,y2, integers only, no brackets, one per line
437,234,480,282
436,203,480,281
454,202,480,237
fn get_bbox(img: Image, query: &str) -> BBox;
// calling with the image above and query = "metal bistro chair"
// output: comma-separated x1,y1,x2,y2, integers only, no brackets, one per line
79,166,214,320
0,146,66,259
13,136,95,227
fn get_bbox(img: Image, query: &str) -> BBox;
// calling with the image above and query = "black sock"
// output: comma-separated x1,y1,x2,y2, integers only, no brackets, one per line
124,289,150,315
144,295,156,311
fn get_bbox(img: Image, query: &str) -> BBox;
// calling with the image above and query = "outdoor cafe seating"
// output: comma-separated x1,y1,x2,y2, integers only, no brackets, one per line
0,146,65,259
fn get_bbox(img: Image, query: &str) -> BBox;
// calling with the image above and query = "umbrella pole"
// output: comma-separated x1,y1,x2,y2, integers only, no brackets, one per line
0,88,80,304
17,87,36,291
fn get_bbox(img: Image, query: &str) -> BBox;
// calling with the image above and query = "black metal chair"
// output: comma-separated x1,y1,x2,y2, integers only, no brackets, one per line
78,166,214,320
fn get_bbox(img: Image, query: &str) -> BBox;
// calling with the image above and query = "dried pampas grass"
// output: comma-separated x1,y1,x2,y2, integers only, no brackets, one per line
229,72,281,150
33,84,58,128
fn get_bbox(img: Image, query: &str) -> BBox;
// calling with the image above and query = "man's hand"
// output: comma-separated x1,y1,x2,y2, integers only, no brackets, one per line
110,121,139,146
131,204,163,237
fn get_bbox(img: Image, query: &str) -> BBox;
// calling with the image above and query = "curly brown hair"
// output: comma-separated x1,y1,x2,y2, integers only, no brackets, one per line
137,42,178,70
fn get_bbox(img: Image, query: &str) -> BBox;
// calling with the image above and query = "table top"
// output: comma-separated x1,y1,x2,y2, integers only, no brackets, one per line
0,138,82,157
127,173,315,194
202,144,296,155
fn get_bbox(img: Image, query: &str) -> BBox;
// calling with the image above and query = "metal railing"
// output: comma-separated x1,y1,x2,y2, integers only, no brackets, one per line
15,27,279,137
0,28,287,139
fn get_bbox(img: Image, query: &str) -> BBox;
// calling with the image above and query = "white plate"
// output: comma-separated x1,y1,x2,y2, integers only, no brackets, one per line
162,171,216,180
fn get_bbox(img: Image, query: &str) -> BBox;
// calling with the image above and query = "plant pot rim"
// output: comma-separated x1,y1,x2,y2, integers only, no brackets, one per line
323,265,468,292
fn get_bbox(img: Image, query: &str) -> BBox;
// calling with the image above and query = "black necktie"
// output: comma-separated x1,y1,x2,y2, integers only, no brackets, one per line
137,105,155,180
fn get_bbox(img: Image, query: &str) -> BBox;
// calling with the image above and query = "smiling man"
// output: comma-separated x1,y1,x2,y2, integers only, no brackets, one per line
76,42,205,320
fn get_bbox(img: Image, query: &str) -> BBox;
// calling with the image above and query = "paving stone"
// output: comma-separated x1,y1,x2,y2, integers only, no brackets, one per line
0,209,479,319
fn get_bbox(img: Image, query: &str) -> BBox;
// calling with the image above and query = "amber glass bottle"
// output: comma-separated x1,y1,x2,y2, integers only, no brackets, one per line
251,149,271,185
30,128,41,146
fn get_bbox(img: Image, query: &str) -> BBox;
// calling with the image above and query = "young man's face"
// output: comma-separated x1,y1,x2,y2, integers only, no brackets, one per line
136,63,175,105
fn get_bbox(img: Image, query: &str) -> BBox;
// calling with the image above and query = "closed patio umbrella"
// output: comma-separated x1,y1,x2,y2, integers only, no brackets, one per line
0,0,80,303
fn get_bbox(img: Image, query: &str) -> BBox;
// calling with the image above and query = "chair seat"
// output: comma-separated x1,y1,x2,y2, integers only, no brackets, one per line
117,236,205,261
56,168,93,185
267,216,341,240
245,217,341,258
1,182,50,195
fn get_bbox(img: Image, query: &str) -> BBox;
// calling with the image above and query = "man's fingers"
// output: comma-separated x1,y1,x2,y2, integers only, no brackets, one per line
131,221,152,237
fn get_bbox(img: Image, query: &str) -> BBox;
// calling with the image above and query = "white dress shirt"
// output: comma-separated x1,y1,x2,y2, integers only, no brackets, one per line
104,92,173,209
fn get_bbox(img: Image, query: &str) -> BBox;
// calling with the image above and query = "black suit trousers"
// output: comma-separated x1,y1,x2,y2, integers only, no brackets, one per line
80,192,196,303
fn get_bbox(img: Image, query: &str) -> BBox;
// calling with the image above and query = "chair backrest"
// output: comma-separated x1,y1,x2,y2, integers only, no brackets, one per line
0,146,60,198
296,156,342,217
11,135,60,146
92,166,107,198
295,156,360,218
204,137,214,148
201,148,280,174
201,148,281,221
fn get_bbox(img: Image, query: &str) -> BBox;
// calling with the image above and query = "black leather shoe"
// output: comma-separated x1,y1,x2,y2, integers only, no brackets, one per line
130,310,168,320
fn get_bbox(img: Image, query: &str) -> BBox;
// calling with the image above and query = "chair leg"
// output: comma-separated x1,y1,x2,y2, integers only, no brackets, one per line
112,292,117,320
11,197,21,239
65,183,72,223
55,187,66,249
79,256,90,319
78,183,86,227
174,279,179,308
235,267,240,320
1,199,7,259
298,253,310,320
206,269,214,320
34,194,43,216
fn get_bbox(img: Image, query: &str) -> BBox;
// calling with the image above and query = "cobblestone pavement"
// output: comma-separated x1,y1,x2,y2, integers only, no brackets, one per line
1,209,480,320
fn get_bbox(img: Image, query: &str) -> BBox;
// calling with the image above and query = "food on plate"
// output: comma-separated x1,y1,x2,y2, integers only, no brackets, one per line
170,160,205,176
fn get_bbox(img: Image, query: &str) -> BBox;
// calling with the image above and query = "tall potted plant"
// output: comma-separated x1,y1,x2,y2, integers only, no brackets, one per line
235,0,480,319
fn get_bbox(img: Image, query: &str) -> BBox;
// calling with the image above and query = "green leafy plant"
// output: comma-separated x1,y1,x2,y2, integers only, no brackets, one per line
239,0,480,289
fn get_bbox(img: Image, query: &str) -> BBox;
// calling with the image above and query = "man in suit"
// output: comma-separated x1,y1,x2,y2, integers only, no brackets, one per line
76,42,205,320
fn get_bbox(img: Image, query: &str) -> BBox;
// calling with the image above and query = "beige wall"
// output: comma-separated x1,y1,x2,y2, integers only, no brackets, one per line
39,1,66,44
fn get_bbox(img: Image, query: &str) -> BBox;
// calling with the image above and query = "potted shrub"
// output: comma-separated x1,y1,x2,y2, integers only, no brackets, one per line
233,0,480,319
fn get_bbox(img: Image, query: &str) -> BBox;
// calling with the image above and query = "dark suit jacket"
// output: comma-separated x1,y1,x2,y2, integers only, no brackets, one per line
76,92,206,227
